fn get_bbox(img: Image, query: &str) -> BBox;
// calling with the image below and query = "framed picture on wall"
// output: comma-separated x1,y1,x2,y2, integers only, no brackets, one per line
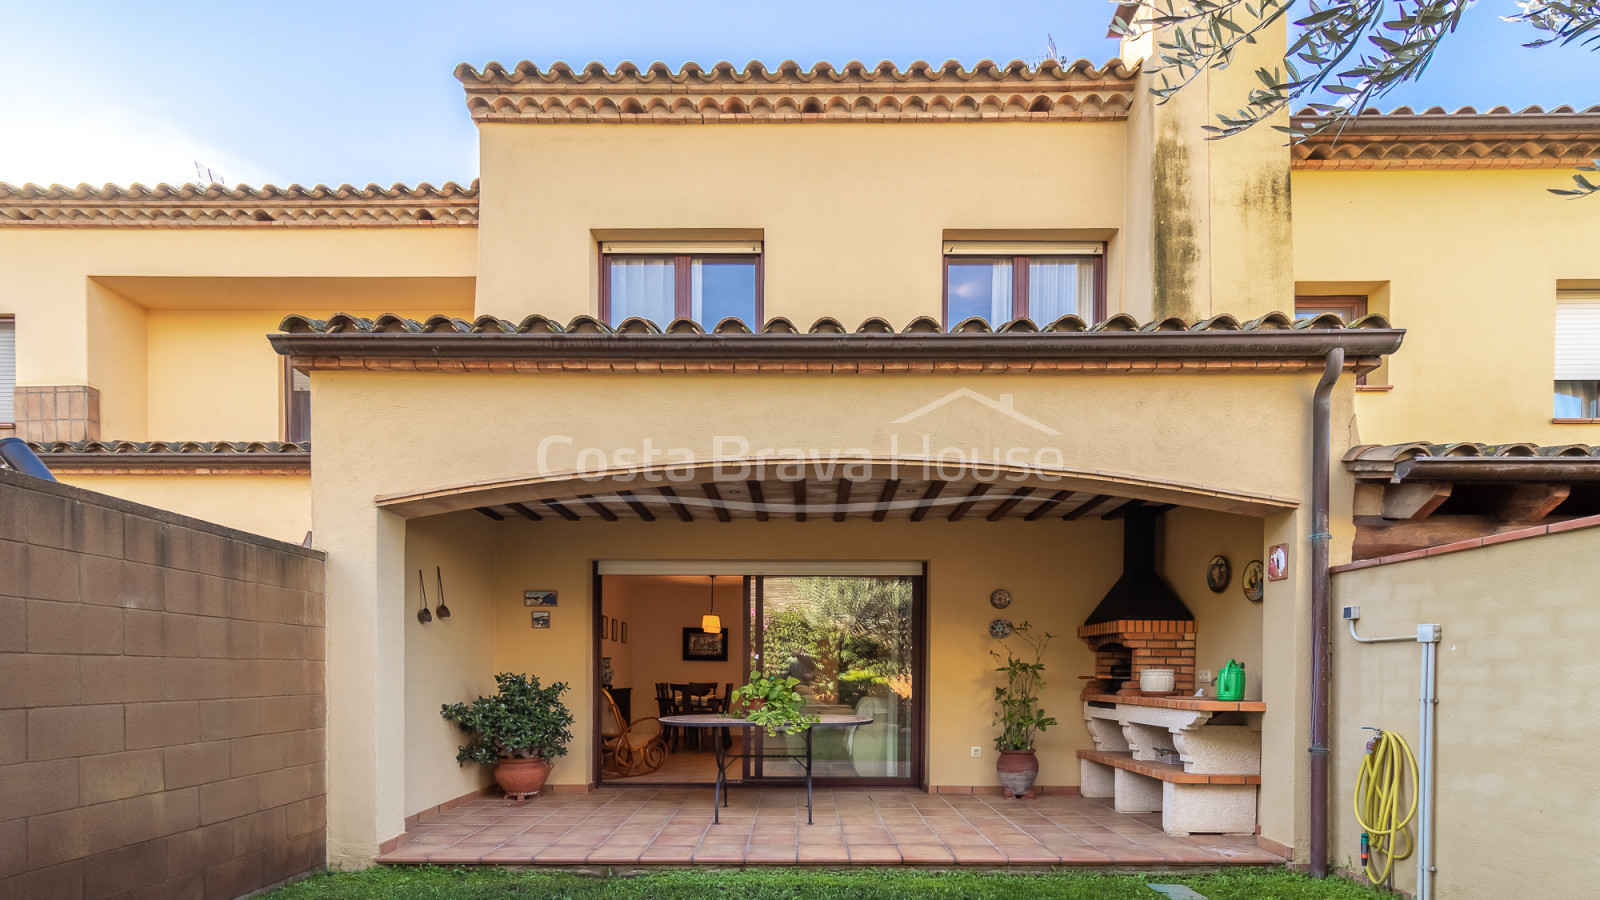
621,622,628,644
601,615,609,639
682,627,729,661
523,590,558,607
530,611,551,629
611,619,619,642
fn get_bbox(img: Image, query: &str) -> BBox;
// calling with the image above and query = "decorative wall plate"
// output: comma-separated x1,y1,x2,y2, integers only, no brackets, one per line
1206,555,1231,593
989,617,1014,639
1242,560,1265,602
990,588,1012,609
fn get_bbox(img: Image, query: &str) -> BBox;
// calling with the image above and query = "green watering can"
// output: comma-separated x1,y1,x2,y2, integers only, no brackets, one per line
1216,660,1246,701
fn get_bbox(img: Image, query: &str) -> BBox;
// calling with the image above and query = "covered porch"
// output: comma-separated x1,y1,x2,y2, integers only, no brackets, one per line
376,785,1285,867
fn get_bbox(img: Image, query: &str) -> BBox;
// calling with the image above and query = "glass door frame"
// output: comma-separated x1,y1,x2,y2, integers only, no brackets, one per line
742,569,928,788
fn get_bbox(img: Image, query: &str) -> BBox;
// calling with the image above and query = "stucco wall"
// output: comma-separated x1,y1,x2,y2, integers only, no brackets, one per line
56,474,311,545
601,575,747,710
1329,524,1600,899
0,469,326,899
476,122,1130,325
1293,168,1600,444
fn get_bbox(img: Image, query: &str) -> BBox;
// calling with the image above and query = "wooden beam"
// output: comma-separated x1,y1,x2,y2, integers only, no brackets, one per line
1381,483,1452,521
1489,484,1571,524
505,502,543,522
792,480,807,522
746,481,769,522
873,479,901,522
614,491,656,522
834,480,853,522
1100,499,1145,520
910,480,946,523
701,483,732,523
947,483,993,522
657,486,694,522
1147,503,1179,515
987,487,1037,521
474,507,505,521
1063,494,1113,521
1022,490,1074,522
578,495,619,522
541,499,581,522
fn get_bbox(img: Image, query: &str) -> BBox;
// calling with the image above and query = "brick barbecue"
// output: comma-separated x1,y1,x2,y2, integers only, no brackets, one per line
1078,508,1196,695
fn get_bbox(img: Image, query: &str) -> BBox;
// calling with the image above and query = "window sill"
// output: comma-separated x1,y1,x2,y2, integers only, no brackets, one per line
1355,385,1394,392
1553,418,1600,424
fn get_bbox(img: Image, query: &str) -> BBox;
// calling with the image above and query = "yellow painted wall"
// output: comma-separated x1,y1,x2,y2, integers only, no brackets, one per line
601,575,747,705
85,280,149,437
1330,527,1600,899
476,123,1131,325
403,511,499,817
308,365,1332,862
55,473,311,544
1294,169,1600,444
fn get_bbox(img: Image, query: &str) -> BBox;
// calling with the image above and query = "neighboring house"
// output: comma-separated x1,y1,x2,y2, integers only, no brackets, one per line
1,16,1596,897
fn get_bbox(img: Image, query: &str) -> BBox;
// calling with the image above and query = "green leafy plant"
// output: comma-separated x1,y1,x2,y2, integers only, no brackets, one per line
991,621,1058,751
440,672,575,766
729,668,820,737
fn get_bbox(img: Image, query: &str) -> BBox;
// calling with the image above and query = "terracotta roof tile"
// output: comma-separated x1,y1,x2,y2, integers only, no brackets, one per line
455,58,1138,124
1291,105,1600,171
0,181,478,228
1345,441,1600,482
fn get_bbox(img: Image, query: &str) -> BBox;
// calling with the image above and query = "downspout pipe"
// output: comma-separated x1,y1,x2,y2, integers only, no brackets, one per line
1309,347,1342,878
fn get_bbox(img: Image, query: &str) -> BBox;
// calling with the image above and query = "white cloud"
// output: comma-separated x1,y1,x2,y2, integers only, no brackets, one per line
0,93,274,188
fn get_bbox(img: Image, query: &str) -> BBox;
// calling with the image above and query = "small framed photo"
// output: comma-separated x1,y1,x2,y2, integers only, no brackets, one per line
611,619,619,642
530,611,551,629
682,627,729,661
523,590,558,607
601,615,609,639
621,622,628,644
1267,543,1289,582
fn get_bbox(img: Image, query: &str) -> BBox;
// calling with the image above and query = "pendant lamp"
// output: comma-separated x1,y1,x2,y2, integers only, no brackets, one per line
702,574,721,633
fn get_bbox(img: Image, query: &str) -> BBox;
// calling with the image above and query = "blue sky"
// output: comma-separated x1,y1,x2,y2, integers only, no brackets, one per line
1,0,1596,188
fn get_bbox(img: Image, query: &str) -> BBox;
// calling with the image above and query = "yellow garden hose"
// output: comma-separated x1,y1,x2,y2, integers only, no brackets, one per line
1352,729,1419,885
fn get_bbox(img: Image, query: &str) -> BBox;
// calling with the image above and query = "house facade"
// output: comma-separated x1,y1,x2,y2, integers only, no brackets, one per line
3,17,1598,896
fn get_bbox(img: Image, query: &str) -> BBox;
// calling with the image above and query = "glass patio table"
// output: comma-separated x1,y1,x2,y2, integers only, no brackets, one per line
657,713,872,824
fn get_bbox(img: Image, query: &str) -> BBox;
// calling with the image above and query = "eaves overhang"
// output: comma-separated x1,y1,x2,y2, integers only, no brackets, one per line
1346,442,1600,483
1291,105,1600,171
30,441,310,475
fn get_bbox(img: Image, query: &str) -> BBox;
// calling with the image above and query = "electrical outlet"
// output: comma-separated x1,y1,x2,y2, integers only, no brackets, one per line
1342,605,1360,620
970,746,982,758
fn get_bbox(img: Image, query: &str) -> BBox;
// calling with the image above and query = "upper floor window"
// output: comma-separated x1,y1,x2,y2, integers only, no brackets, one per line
284,361,310,443
942,242,1104,328
600,241,762,329
1295,296,1371,386
1556,290,1600,420
0,317,14,426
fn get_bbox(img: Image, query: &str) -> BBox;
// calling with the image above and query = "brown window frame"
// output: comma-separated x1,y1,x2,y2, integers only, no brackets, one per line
1295,295,1371,386
599,252,765,327
941,254,1107,328
283,358,310,444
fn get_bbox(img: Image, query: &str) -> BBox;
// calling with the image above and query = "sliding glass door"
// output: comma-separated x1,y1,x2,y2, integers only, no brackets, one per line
746,574,923,785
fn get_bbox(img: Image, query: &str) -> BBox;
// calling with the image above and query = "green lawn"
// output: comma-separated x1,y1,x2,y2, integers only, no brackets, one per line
265,866,1385,900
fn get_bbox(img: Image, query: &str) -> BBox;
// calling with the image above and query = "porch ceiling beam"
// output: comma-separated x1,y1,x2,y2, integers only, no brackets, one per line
506,502,543,521
702,483,733,523
474,507,505,521
947,483,992,522
834,480,853,523
614,490,656,522
1147,503,1179,515
1063,494,1113,521
542,499,581,521
909,480,946,522
792,480,807,522
1100,499,1145,520
658,486,694,522
579,495,619,522
1488,483,1571,524
747,480,769,522
1023,490,1074,521
1381,483,1452,521
986,487,1036,521
873,479,901,522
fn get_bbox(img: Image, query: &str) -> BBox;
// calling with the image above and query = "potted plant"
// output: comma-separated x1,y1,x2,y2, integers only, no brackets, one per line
991,621,1057,799
440,672,575,801
729,669,820,736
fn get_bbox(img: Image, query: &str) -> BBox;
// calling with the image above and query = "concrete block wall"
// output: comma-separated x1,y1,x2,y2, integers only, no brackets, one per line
0,468,327,900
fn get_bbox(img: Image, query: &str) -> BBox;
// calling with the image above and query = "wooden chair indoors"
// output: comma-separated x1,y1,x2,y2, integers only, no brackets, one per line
654,682,679,751
601,688,667,777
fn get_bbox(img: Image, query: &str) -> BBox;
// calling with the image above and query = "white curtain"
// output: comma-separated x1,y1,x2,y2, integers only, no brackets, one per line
987,264,1012,323
690,259,704,324
609,258,674,325
1028,259,1095,322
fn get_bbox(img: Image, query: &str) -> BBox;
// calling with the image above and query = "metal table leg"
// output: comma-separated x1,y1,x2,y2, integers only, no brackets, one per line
805,727,814,825
712,727,725,825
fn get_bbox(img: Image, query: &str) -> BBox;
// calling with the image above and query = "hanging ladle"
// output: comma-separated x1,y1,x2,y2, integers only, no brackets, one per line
435,566,451,619
416,570,433,624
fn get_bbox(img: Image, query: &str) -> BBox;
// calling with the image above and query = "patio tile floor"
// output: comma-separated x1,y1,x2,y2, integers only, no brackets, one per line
377,787,1285,868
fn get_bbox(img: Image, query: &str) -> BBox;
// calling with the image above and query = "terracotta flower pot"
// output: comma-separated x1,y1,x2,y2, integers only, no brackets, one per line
996,748,1039,799
495,757,553,801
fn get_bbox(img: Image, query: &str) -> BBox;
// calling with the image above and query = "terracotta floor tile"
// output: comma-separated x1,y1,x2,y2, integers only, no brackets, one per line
797,844,851,863
895,843,955,864
846,843,902,863
947,845,1007,863
691,847,747,863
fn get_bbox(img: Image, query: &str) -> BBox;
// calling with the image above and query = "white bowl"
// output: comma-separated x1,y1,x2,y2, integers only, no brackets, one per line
1139,668,1176,693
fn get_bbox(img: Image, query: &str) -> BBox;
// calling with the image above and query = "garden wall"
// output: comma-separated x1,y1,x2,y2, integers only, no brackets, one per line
0,467,327,899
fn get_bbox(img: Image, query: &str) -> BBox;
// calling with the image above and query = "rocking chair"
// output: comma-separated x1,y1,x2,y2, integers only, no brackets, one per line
601,688,667,777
